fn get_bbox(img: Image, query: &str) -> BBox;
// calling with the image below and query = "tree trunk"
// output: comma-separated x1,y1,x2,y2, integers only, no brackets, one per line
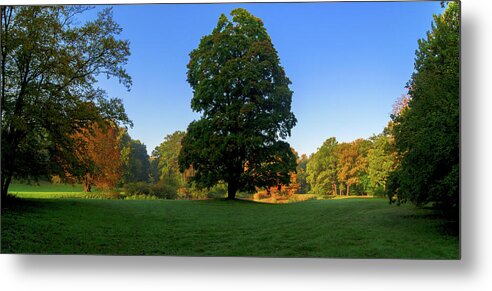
346,184,350,196
83,182,91,193
227,180,238,200
83,174,92,192
1,173,12,201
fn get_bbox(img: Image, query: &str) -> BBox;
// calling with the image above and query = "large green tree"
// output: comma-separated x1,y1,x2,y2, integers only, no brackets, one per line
388,2,460,216
179,9,297,199
0,6,131,198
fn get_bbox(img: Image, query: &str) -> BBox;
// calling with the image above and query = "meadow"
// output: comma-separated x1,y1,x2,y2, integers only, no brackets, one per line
1,184,459,258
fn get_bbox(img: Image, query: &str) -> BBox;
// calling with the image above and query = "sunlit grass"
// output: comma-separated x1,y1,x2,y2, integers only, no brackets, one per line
9,180,100,199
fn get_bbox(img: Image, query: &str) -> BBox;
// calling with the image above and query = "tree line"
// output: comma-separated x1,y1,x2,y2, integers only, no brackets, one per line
305,133,395,198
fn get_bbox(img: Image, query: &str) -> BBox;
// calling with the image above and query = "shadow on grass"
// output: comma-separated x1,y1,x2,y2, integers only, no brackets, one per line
1,195,46,212
400,208,459,237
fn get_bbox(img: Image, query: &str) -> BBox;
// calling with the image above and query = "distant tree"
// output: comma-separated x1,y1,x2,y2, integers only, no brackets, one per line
66,121,122,192
153,131,186,185
179,9,297,199
296,153,310,194
1,6,131,199
353,138,373,195
336,139,370,196
336,143,355,196
120,130,150,184
367,133,395,196
388,2,459,216
306,137,339,196
149,157,160,184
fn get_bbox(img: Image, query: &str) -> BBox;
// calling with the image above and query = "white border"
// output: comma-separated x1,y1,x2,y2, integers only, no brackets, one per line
2,0,492,290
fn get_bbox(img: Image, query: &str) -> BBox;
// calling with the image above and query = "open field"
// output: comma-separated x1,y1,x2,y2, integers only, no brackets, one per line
1,197,459,258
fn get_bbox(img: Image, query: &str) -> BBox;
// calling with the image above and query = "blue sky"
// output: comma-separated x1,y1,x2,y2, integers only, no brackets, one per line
93,2,444,156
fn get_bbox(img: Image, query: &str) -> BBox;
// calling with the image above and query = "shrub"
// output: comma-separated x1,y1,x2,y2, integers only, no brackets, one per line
253,190,270,200
151,183,177,200
189,185,208,199
124,182,151,196
104,190,122,199
207,183,227,199
372,187,386,198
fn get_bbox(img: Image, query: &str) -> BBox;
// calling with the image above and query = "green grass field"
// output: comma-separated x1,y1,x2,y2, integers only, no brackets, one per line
1,195,459,258
8,180,105,198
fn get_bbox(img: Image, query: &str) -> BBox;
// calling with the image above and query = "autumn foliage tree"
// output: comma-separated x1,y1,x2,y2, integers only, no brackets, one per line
64,121,122,192
336,141,364,196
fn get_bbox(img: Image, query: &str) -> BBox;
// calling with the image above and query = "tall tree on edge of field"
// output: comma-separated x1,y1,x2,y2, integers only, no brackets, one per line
387,2,460,217
0,6,132,199
179,9,297,199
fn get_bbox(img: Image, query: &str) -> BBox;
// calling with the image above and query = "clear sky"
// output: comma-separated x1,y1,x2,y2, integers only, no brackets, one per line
93,1,444,156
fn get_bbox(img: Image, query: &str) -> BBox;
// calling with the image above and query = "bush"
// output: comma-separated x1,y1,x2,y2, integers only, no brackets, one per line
207,183,227,199
190,188,208,199
124,182,179,200
253,190,270,200
124,182,151,196
151,183,177,200
372,187,386,198
104,190,121,199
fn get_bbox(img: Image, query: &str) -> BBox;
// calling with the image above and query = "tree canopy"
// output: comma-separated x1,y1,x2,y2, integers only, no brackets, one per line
152,131,186,187
68,121,122,192
306,137,339,197
388,2,460,216
120,131,150,184
1,6,132,198
178,8,297,199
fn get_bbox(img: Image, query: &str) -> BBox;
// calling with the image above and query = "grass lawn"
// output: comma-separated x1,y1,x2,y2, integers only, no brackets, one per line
8,180,105,199
1,197,459,258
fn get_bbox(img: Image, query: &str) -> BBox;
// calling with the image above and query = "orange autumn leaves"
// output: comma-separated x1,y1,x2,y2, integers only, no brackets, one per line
336,139,369,196
66,121,122,192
